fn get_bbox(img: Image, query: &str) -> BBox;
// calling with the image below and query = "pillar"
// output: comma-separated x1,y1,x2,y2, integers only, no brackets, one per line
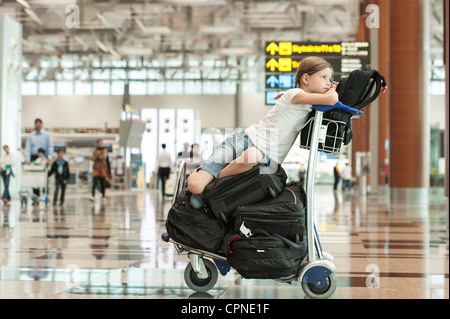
0,16,23,198
376,0,390,188
389,0,429,202
445,0,449,198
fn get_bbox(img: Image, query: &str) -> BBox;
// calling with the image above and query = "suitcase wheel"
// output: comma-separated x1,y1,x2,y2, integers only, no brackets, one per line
268,186,277,198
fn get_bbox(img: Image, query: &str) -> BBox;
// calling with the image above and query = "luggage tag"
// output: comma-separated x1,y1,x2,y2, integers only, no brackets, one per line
239,222,253,238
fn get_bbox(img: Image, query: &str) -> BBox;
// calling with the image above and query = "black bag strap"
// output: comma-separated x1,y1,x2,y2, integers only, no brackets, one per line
352,71,387,109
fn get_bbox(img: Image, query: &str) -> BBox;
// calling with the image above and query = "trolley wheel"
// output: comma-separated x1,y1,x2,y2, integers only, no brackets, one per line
301,272,337,299
268,186,277,198
184,259,218,292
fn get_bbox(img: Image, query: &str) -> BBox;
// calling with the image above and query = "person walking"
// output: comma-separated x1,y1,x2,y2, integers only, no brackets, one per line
48,149,70,206
333,163,340,192
25,118,54,199
298,163,306,186
0,145,14,205
155,144,172,198
90,139,110,201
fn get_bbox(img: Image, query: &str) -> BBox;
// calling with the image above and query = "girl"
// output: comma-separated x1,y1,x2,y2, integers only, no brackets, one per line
187,56,339,205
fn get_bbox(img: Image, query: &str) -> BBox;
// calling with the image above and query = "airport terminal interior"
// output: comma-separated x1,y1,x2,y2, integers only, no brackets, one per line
0,0,448,300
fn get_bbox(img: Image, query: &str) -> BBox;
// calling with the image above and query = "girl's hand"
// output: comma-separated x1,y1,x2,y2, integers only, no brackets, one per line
330,81,339,89
325,87,339,104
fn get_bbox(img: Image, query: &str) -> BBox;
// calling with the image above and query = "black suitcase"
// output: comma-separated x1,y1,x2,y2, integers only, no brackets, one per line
232,182,306,243
203,164,287,223
165,188,226,252
224,230,306,280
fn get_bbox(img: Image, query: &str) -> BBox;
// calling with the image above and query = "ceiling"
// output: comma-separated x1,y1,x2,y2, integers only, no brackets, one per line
0,0,445,82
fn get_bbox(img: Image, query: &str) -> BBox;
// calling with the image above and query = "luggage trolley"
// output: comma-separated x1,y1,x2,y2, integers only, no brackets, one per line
162,102,363,298
20,164,49,207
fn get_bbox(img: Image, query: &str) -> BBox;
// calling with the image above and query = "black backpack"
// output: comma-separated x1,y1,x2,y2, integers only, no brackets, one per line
165,188,226,252
300,65,387,150
224,230,306,280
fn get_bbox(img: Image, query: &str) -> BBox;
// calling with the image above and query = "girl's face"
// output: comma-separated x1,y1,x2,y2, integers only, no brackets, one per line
302,67,334,93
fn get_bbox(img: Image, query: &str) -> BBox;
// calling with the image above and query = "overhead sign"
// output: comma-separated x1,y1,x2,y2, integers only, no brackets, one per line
265,41,370,105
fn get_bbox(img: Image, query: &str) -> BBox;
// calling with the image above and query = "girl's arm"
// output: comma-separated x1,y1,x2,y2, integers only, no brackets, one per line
291,87,339,106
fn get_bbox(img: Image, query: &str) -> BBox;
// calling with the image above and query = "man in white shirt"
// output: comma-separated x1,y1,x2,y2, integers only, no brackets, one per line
155,144,172,198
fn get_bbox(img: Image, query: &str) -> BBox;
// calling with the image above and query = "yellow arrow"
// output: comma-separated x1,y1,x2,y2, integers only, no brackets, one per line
266,58,279,71
266,42,279,55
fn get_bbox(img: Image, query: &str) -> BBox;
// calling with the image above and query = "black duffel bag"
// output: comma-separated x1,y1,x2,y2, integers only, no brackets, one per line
232,182,306,243
165,188,226,253
203,163,287,223
224,230,306,280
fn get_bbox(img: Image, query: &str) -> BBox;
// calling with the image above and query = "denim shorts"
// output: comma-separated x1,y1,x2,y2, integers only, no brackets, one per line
199,128,270,178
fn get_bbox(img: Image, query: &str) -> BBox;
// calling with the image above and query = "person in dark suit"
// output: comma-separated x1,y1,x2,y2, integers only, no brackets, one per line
48,149,70,206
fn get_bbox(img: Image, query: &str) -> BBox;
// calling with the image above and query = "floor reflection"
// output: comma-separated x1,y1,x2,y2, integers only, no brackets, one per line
0,186,448,299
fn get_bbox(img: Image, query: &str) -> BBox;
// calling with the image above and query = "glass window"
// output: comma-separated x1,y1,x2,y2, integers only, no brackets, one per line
206,70,221,80
221,81,237,94
185,70,201,79
127,58,138,68
111,59,126,68
91,57,100,68
148,81,165,95
56,81,74,95
92,81,110,95
184,81,202,94
148,70,160,80
39,81,56,95
62,69,74,80
129,69,147,80
25,69,38,81
202,81,221,94
92,69,110,80
75,82,92,95
111,69,127,80
430,81,445,95
61,55,74,68
22,81,38,95
129,81,147,95
166,55,183,67
111,81,126,95
166,81,183,94
74,69,89,81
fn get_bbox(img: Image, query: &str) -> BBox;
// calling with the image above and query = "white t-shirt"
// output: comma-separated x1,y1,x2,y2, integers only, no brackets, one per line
341,165,352,180
155,150,172,169
245,88,312,164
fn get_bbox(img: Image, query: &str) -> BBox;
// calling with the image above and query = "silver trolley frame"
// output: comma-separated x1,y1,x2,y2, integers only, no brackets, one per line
162,105,361,298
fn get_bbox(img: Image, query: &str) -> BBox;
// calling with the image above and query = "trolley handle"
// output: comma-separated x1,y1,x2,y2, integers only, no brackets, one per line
313,101,363,115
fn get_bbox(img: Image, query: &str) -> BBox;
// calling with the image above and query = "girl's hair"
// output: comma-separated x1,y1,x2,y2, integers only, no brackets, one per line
294,56,334,88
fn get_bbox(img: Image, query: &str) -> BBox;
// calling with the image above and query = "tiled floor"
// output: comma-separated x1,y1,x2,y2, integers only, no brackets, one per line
0,185,448,300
